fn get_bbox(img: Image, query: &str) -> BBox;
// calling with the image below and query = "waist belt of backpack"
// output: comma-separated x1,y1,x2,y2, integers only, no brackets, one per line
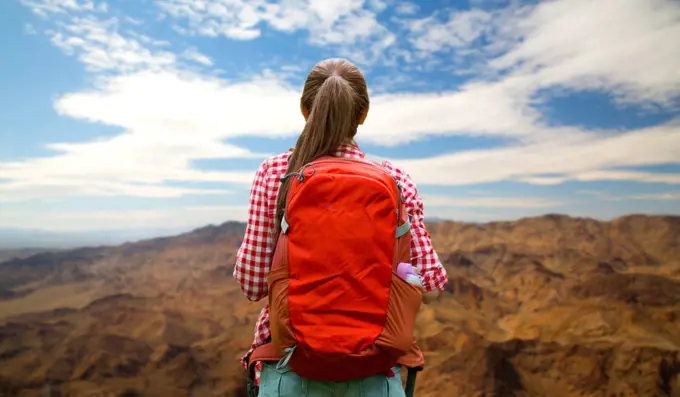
247,342,424,376
247,343,281,374
247,344,422,397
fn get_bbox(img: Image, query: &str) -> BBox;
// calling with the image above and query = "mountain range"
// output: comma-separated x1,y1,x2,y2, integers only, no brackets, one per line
0,228,189,250
0,215,679,396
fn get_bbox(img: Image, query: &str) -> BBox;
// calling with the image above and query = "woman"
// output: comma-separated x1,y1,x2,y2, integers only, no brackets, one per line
234,58,448,397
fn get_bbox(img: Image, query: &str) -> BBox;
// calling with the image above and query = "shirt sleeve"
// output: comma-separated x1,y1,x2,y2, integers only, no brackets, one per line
233,159,275,302
386,162,448,292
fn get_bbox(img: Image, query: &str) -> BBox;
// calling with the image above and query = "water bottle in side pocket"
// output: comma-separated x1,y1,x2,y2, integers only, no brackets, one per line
396,262,423,289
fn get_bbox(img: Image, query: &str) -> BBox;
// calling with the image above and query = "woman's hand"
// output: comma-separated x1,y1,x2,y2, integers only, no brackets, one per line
422,289,441,304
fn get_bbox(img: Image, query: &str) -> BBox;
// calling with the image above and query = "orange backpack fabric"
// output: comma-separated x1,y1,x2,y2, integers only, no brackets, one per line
249,156,424,381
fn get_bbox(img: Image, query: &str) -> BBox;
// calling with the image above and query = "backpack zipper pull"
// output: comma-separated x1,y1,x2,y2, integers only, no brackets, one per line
280,163,316,183
276,345,297,370
280,172,301,183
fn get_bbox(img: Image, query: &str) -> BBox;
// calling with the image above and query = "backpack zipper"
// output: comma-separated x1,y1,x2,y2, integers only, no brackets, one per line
285,157,405,227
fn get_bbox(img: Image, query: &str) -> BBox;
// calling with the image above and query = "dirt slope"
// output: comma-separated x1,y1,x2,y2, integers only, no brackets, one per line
0,215,678,397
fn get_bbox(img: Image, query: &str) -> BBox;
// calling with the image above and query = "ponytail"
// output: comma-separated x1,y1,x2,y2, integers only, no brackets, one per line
273,74,359,242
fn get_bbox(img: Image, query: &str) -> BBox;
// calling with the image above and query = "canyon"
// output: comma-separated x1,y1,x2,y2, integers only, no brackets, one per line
0,215,679,396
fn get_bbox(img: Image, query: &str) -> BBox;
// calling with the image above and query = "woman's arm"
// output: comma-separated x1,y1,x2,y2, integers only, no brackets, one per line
233,160,275,302
387,162,448,304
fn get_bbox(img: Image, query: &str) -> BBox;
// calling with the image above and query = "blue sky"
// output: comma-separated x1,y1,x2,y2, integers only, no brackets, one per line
0,0,679,232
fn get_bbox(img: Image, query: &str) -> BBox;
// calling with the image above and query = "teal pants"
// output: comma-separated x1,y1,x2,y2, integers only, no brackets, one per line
258,362,406,397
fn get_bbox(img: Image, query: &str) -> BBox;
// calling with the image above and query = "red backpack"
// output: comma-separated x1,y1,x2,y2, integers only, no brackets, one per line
248,155,424,381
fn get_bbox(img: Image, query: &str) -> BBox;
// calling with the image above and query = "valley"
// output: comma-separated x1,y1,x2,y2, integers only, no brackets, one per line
1,215,679,396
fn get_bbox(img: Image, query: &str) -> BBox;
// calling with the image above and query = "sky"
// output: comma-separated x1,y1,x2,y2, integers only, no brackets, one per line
0,0,679,234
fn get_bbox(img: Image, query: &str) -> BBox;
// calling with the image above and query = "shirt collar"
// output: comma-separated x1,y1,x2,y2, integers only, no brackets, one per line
340,139,365,157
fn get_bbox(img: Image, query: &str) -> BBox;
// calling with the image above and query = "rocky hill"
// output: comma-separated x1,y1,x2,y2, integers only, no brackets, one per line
0,215,679,397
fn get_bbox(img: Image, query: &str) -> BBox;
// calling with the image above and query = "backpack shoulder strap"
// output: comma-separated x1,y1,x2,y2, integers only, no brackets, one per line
363,155,411,238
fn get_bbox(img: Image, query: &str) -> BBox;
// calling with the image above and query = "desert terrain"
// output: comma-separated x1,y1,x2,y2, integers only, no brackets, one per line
0,215,679,397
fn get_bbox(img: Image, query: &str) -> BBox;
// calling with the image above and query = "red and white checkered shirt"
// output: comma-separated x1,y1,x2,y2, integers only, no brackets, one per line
233,140,448,383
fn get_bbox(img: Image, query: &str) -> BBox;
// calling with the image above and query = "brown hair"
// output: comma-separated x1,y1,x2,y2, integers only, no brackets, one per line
273,58,370,240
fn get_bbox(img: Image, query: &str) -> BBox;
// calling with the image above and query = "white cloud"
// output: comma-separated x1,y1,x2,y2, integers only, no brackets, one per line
158,0,262,40
564,171,680,185
0,119,259,200
519,171,680,186
21,0,108,17
53,70,301,138
630,192,680,200
407,9,492,54
0,205,249,231
182,47,214,66
396,120,680,186
3,3,271,201
605,191,680,201
6,0,680,216
52,66,550,148
394,2,418,15
491,0,680,106
155,0,395,64
0,52,550,202
48,15,176,72
0,180,233,203
367,0,388,13
423,195,564,208
362,77,543,144
574,190,680,202
382,0,680,187
407,0,680,106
